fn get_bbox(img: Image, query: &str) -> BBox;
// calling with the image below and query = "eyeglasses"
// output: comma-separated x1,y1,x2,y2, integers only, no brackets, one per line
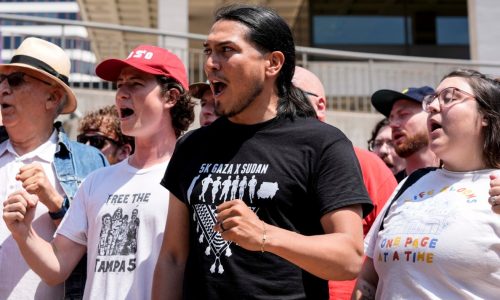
368,139,394,151
0,72,52,88
77,133,120,150
422,87,478,113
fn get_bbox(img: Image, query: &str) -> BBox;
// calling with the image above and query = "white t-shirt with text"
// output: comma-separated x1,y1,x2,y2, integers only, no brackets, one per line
57,158,169,300
365,168,500,299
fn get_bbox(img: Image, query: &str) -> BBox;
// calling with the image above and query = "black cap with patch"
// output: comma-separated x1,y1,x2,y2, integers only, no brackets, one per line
371,86,435,117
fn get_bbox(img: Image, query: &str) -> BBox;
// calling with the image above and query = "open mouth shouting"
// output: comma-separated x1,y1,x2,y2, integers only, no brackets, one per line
210,80,227,97
1,103,12,110
119,107,135,120
428,118,443,138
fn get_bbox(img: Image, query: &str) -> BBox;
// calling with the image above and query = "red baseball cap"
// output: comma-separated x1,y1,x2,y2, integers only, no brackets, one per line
95,45,188,90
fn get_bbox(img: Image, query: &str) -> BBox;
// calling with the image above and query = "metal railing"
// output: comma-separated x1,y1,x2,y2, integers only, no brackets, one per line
2,13,500,113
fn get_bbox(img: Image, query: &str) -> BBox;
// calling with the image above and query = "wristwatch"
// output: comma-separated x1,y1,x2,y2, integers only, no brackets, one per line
48,196,70,220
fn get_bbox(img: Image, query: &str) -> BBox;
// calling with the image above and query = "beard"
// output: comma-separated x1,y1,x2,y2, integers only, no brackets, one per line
395,131,429,158
215,81,264,118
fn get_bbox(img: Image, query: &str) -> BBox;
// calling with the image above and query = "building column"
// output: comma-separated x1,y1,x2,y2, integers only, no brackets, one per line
468,0,500,62
157,0,189,65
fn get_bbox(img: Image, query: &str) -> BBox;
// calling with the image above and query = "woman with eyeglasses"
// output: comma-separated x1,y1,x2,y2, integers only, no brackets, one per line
368,118,407,182
352,69,500,299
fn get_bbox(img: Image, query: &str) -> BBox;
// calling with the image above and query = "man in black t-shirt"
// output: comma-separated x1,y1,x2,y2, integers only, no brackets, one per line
152,5,373,300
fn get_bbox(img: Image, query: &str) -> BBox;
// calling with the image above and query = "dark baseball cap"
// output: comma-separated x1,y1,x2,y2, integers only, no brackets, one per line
371,86,435,117
189,80,211,99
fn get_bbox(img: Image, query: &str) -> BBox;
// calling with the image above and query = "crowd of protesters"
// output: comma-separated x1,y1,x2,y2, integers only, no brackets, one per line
1,3,499,300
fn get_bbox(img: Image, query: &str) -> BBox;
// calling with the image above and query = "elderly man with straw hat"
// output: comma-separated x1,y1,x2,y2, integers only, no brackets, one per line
0,37,108,299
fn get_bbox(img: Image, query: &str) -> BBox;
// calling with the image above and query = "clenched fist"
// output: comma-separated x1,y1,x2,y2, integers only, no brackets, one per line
3,189,38,240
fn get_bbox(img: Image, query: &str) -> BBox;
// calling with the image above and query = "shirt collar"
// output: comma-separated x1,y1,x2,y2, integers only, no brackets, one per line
0,129,58,163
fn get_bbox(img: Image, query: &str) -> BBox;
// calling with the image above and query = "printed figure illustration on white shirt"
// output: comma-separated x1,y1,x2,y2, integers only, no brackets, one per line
97,207,140,256
189,162,277,274
369,170,488,269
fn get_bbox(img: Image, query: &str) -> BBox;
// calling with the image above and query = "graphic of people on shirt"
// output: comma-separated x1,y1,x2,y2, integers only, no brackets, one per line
114,215,129,254
187,174,201,204
230,175,240,200
123,209,140,255
109,208,124,254
98,213,112,255
97,207,140,256
199,174,213,202
211,176,222,203
189,165,281,275
248,175,257,203
238,176,247,199
219,176,232,201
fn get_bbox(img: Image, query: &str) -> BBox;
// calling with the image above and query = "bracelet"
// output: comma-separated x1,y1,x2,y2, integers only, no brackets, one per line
260,221,267,253
48,196,69,220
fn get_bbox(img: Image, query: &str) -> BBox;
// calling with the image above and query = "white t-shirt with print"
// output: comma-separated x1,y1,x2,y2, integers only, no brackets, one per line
365,168,500,300
57,158,169,300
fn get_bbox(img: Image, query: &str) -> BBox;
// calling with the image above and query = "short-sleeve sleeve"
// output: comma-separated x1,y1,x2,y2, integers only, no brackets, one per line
56,177,90,246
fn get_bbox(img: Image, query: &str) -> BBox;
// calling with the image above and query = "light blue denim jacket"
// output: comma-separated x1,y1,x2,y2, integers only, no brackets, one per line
53,122,109,202
53,122,108,300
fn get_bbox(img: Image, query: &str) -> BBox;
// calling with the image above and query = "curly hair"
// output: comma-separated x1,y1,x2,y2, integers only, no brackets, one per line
157,76,195,138
78,105,135,151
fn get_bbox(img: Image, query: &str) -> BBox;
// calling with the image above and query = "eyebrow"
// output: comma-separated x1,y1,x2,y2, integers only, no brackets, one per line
203,40,234,48
117,75,144,82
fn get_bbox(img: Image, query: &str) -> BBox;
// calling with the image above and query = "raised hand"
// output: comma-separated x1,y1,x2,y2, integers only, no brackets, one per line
213,199,267,252
16,162,62,212
489,173,500,214
3,189,38,239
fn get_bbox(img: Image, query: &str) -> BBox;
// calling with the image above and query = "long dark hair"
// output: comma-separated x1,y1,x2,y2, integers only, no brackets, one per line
214,4,316,120
442,69,500,168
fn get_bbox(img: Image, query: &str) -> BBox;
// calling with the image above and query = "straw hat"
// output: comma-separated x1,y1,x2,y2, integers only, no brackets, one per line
0,37,77,114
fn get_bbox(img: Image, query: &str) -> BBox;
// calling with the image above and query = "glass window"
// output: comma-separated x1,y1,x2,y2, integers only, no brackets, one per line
313,15,411,45
436,17,469,45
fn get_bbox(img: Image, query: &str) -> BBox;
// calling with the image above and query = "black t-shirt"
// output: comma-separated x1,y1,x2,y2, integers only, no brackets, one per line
162,116,372,300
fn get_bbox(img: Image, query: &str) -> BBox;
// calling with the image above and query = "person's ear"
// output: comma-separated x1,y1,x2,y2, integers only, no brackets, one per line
481,116,488,127
46,88,63,110
265,51,285,77
117,144,133,162
316,97,327,121
164,88,180,107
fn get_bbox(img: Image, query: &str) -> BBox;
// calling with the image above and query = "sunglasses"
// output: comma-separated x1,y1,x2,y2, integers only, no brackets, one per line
77,134,120,150
0,72,52,88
